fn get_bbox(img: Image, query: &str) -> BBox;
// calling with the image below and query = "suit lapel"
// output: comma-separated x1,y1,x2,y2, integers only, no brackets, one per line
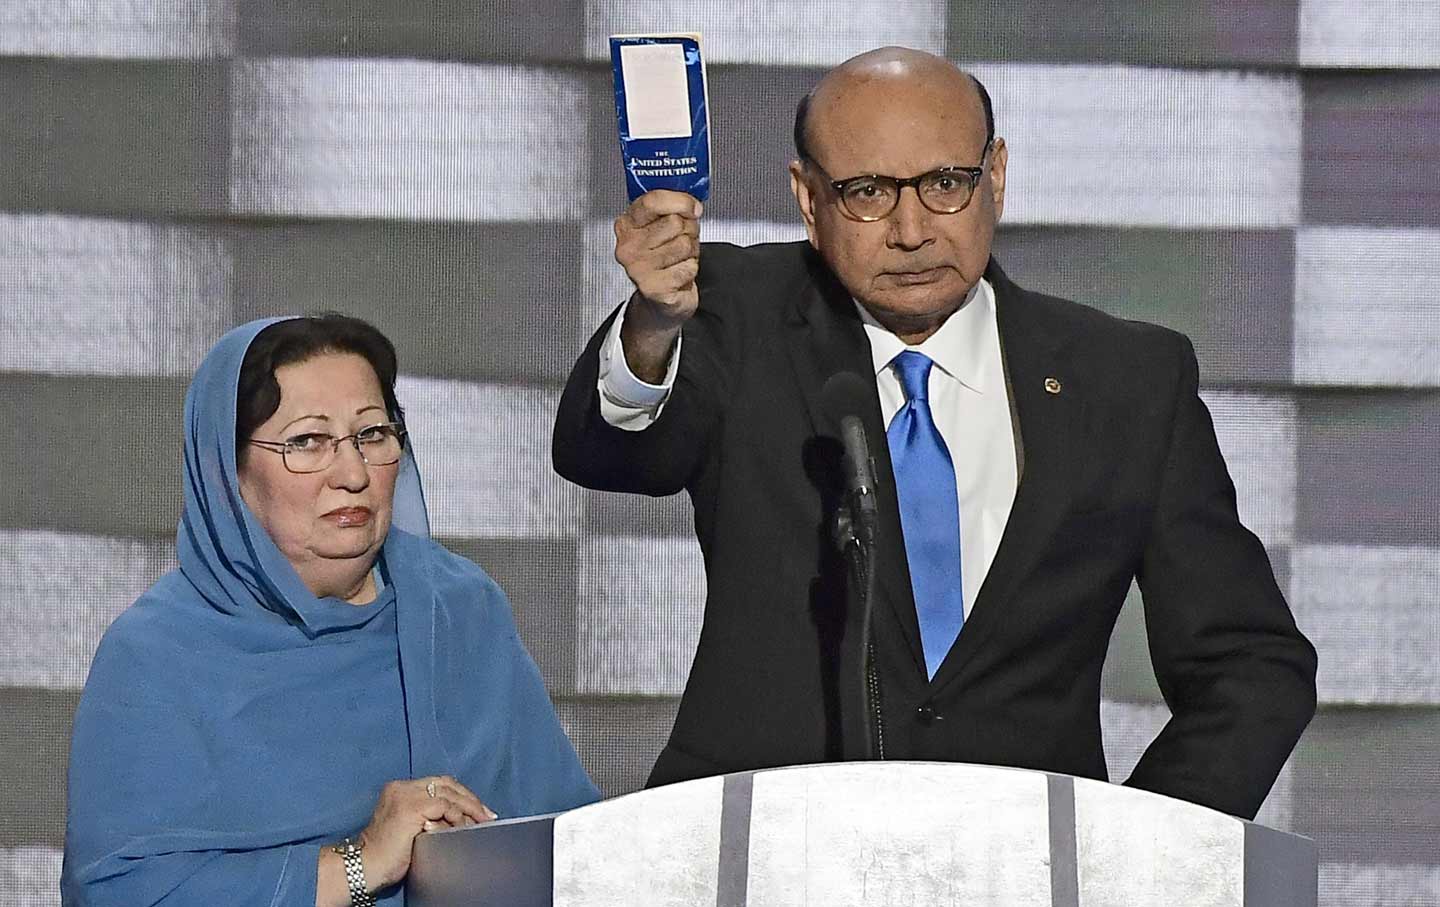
782,249,927,675
930,260,1090,689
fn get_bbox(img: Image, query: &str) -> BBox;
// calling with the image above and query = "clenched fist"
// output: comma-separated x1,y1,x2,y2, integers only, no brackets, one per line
614,190,703,383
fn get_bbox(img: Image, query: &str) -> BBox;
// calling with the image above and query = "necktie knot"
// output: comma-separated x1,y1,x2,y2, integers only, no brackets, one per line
892,350,934,404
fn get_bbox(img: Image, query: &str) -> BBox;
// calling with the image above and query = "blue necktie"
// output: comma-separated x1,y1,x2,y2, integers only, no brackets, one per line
886,351,964,679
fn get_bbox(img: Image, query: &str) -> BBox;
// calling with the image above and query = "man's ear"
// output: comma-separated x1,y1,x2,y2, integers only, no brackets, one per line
988,137,1008,222
789,160,821,249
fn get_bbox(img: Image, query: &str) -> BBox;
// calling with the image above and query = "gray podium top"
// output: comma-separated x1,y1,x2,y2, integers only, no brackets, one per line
409,761,1316,907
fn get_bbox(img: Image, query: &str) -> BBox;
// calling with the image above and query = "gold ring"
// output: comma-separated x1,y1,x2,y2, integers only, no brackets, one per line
426,781,437,798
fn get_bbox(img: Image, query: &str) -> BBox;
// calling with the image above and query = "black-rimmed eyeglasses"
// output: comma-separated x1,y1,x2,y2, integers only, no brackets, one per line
247,422,407,474
808,141,993,223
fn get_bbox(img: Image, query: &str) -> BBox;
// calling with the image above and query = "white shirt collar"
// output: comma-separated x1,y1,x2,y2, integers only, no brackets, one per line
853,278,996,393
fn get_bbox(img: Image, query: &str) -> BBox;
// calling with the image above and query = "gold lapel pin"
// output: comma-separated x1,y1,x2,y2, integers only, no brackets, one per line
1044,377,1062,395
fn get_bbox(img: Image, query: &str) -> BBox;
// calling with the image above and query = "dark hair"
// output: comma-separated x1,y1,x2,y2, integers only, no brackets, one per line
793,72,995,162
235,314,404,459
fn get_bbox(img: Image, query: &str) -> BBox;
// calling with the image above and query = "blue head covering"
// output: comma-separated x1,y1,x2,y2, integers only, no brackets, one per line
176,316,433,631
63,319,598,906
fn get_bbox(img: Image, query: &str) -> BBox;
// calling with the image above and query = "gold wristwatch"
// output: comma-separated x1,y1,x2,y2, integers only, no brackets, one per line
332,837,376,907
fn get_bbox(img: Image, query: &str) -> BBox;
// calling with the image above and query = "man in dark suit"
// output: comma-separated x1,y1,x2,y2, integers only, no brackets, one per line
553,47,1315,819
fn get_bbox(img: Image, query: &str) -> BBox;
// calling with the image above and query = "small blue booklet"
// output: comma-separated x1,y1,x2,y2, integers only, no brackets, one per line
609,33,711,201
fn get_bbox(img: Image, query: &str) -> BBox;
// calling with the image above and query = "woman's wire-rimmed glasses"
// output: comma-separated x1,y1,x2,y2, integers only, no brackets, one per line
247,422,407,474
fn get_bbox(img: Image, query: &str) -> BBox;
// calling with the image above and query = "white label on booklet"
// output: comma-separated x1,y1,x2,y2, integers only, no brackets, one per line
619,43,693,139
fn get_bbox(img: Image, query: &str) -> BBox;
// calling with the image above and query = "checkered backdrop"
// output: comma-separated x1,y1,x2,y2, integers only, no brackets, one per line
2,1,1439,903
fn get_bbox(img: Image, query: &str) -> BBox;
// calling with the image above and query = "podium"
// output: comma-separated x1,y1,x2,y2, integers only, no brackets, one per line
408,762,1316,906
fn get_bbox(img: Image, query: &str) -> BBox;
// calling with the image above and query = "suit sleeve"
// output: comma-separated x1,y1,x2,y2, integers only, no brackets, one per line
552,254,737,497
1126,334,1317,819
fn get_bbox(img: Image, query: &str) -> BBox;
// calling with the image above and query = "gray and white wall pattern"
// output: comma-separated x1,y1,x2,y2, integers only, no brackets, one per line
3,1,1439,903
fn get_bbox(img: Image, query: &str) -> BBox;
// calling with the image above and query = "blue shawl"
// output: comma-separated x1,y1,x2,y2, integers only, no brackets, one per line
63,318,598,906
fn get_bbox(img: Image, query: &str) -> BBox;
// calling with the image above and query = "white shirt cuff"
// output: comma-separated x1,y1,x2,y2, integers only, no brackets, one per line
597,297,681,431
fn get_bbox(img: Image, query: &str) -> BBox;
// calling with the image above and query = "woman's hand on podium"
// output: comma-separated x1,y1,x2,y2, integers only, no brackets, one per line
360,776,496,889
318,775,497,905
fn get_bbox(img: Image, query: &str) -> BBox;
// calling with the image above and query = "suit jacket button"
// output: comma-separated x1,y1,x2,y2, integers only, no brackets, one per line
915,704,938,724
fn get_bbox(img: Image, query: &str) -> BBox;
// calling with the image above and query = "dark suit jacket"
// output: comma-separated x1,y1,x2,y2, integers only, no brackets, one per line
553,241,1316,819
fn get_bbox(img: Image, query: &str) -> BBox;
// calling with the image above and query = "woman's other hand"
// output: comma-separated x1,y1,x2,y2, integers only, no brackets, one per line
359,776,496,889
318,776,495,906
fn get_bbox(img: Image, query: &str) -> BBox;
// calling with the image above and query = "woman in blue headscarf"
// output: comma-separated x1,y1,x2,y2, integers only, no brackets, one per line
63,315,599,906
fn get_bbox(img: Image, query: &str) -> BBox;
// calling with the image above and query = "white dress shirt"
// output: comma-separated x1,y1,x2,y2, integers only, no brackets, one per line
597,279,1019,617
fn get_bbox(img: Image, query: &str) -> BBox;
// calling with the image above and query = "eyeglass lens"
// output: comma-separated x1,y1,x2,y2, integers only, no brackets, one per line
282,425,403,473
839,171,978,221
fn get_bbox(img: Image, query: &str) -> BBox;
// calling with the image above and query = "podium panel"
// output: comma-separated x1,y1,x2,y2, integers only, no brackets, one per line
1074,778,1243,904
746,763,1053,905
553,775,724,906
408,762,1317,907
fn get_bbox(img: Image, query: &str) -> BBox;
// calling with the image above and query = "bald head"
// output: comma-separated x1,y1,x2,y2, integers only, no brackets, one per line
794,48,993,164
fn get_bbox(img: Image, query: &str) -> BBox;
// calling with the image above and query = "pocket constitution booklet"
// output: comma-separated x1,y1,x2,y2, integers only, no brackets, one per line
609,33,711,201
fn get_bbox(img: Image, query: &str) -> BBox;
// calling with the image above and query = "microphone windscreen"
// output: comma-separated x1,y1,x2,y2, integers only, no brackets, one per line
821,372,877,494
820,371,873,426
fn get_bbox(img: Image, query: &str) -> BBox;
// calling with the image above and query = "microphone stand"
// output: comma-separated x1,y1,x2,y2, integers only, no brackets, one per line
834,492,883,761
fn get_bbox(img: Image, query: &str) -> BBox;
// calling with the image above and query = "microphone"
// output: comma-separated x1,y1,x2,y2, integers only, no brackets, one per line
821,371,884,762
821,372,879,549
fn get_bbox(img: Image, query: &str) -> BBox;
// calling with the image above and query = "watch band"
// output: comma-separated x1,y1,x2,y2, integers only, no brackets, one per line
332,837,376,907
